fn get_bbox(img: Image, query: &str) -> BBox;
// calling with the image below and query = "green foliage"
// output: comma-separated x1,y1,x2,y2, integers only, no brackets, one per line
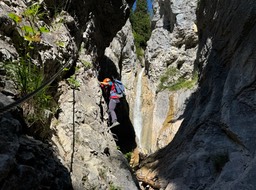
98,168,107,180
168,77,196,91
21,25,35,35
4,58,52,126
158,67,198,92
130,0,151,56
5,58,38,95
8,13,22,23
81,60,92,69
6,3,50,93
109,182,121,190
158,67,178,91
67,75,80,89
23,3,46,22
8,2,49,43
135,44,144,60
55,40,66,48
124,152,132,163
6,2,54,134
23,3,40,18
39,26,50,33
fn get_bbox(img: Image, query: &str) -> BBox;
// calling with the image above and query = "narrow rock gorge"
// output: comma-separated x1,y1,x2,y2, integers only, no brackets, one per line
1,0,256,189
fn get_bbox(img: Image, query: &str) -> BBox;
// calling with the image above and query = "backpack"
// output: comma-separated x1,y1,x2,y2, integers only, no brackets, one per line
114,79,125,98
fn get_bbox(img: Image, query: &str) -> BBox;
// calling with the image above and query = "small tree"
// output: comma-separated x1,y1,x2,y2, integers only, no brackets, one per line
130,0,151,56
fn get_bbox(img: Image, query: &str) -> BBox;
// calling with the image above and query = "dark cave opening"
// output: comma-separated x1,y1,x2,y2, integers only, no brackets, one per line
97,56,137,154
110,98,137,154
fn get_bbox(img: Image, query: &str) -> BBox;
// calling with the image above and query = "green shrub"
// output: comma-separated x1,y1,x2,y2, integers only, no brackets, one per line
158,67,198,92
55,40,66,48
4,58,52,127
67,75,80,89
124,152,132,163
6,1,54,140
8,2,49,43
135,47,144,60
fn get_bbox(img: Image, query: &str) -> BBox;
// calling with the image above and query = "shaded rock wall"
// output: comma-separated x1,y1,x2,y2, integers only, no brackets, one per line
0,0,138,189
44,0,134,62
0,93,72,189
137,0,256,189
102,19,138,153
48,0,139,189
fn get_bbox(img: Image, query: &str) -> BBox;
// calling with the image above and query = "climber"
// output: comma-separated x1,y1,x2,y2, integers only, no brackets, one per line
100,78,120,128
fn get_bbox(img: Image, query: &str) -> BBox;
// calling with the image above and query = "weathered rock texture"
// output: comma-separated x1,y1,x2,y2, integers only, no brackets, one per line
98,18,137,155
137,0,256,189
47,0,139,188
145,0,198,85
52,68,138,189
103,18,147,148
141,0,198,152
0,0,138,189
0,93,72,189
104,19,137,106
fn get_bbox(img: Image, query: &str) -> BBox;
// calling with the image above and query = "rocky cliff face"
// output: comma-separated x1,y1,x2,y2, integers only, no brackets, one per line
0,94,72,189
141,0,198,153
0,0,138,189
104,19,137,105
137,0,256,189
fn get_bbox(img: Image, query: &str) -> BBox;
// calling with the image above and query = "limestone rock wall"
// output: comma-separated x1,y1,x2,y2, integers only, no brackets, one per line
48,0,139,189
137,0,256,189
0,0,138,189
142,0,198,152
98,18,138,155
146,0,198,85
0,94,72,189
104,19,137,108
51,67,138,189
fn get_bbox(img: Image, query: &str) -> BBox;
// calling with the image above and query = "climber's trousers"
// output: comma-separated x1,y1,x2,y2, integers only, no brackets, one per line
108,98,120,123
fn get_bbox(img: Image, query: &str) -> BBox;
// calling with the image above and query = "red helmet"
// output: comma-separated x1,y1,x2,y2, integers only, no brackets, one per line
101,78,111,86
103,78,111,83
